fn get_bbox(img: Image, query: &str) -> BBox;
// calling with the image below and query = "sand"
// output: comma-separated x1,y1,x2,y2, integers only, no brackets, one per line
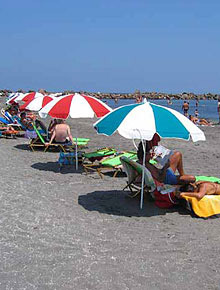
0,110,220,289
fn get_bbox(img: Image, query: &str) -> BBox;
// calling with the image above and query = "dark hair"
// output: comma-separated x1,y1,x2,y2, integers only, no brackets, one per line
137,141,151,161
56,119,65,124
20,112,26,118
179,184,194,192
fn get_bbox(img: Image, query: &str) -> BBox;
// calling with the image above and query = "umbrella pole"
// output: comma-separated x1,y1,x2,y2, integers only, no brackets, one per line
140,139,146,209
75,137,78,170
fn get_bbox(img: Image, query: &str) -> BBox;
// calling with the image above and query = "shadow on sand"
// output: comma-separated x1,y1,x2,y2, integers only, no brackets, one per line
78,190,184,217
31,161,84,174
14,144,62,153
14,144,30,151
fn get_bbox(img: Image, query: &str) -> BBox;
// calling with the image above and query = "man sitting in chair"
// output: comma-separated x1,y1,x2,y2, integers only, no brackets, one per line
45,119,74,147
137,140,195,185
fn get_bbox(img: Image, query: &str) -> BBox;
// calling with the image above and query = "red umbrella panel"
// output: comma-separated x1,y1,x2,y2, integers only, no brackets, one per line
39,93,112,119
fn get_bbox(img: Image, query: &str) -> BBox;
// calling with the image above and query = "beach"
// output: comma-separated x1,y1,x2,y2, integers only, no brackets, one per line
1,113,220,289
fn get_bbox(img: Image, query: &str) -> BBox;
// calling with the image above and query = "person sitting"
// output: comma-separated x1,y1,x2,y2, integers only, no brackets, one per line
45,119,74,147
20,112,34,130
19,111,37,139
189,115,212,126
137,141,195,185
176,181,220,200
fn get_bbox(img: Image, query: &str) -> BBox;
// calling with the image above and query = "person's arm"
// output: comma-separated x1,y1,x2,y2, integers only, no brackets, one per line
45,128,56,146
67,126,74,144
180,183,207,200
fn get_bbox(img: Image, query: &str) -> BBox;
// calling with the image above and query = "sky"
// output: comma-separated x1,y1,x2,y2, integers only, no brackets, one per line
0,0,220,94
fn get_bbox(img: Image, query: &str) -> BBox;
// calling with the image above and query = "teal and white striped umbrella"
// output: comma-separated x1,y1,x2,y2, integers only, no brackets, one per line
94,100,205,210
94,100,205,142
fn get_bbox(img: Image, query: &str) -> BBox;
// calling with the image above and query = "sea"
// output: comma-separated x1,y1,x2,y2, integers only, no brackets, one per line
103,99,219,123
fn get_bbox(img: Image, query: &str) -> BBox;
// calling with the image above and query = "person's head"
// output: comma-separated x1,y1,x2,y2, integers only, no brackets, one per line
20,112,26,119
39,89,47,95
10,105,19,115
189,115,192,120
56,119,65,124
151,133,161,148
179,183,195,193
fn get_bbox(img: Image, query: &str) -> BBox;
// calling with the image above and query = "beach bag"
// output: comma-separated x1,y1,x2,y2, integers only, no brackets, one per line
154,189,178,208
58,152,76,165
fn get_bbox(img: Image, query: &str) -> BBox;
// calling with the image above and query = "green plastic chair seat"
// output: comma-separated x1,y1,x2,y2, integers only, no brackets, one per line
101,151,137,167
83,148,117,159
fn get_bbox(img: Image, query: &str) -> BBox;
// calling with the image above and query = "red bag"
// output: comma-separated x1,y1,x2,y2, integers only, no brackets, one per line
154,189,178,208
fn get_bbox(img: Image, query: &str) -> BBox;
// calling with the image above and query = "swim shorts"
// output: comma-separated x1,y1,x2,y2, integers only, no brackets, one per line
164,168,178,185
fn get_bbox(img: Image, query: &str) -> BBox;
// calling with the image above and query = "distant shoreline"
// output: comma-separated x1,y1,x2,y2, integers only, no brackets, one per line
1,90,220,100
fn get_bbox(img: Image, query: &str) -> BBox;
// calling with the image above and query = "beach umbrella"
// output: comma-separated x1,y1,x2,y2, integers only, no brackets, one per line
19,95,54,111
39,93,112,169
39,93,111,119
94,99,206,209
6,92,25,105
7,92,44,105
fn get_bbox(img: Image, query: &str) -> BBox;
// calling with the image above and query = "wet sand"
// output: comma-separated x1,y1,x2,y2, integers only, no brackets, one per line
0,107,220,289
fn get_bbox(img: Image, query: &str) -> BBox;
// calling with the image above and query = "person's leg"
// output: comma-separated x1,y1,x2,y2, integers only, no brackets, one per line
169,151,185,176
177,175,196,184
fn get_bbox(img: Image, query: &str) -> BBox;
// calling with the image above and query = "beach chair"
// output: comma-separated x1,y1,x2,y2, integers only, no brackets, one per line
29,123,90,152
120,156,156,198
0,110,24,131
83,151,138,178
83,147,117,163
0,127,20,139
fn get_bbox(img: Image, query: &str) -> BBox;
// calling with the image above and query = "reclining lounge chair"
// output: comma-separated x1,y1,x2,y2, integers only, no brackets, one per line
29,123,90,152
83,151,138,178
120,156,156,199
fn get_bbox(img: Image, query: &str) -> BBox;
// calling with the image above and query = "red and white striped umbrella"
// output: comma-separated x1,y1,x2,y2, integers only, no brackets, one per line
19,95,54,111
7,93,25,104
39,93,112,119
7,92,45,105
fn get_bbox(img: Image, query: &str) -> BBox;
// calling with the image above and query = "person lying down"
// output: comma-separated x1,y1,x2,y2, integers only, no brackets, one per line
175,181,220,200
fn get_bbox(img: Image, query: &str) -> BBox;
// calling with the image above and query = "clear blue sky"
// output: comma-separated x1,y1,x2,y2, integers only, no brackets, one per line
1,0,220,94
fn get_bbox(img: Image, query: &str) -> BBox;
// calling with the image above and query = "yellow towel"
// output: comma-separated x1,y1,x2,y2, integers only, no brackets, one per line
183,195,220,218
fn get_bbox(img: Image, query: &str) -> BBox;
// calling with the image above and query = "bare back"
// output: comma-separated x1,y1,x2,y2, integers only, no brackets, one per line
196,181,220,195
54,124,71,142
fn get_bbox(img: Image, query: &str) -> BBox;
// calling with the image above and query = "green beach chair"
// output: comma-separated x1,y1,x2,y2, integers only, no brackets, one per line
120,156,156,198
83,151,137,178
29,123,90,152
83,147,117,163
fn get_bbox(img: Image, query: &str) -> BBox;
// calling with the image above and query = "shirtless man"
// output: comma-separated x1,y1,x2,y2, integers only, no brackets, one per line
182,101,189,117
176,181,220,200
45,119,74,146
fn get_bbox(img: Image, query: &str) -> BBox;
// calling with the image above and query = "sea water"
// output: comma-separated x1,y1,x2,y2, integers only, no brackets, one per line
103,98,219,123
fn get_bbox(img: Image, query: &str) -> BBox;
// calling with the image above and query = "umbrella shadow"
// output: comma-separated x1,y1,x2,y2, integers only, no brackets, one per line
31,161,84,174
14,144,30,151
78,190,179,217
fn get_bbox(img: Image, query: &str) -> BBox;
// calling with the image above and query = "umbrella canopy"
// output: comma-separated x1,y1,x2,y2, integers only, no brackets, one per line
39,93,112,170
94,100,206,142
39,93,112,119
7,92,44,105
94,100,206,209
7,93,25,105
19,95,54,111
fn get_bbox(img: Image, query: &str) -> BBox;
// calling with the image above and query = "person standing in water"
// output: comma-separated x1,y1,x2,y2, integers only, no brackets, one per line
217,98,220,124
182,101,189,117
